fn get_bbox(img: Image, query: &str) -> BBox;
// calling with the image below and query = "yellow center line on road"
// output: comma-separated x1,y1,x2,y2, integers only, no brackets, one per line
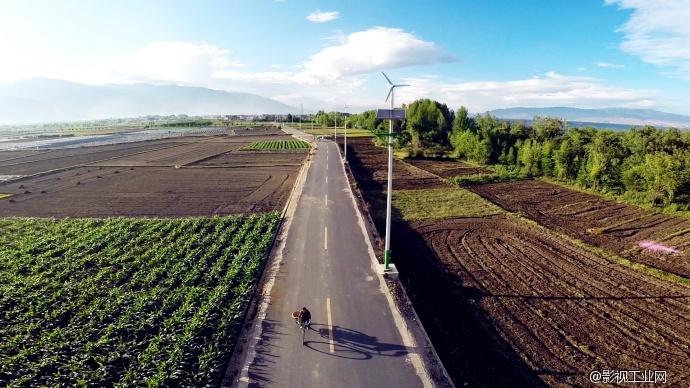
326,298,334,354
324,227,328,250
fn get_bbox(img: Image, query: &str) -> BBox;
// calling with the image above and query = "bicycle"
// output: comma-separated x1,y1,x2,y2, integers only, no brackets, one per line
292,310,311,345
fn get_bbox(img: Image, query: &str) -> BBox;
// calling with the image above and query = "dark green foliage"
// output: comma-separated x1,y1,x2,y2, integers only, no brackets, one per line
403,99,454,156
0,214,281,387
378,97,690,209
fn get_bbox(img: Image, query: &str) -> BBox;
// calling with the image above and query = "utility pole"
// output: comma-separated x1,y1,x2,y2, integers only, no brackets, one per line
343,103,349,160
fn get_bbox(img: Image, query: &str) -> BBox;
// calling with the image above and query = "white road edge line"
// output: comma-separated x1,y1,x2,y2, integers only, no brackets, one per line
337,157,434,386
327,298,335,354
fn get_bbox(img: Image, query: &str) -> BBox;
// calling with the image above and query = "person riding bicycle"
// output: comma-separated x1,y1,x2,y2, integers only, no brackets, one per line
297,307,311,329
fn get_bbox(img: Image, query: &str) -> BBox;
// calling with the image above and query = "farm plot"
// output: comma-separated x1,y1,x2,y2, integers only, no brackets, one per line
242,140,310,150
469,180,690,278
344,137,690,386
0,140,187,176
90,142,237,167
393,216,690,386
0,165,300,217
346,138,447,191
0,214,280,387
0,150,43,163
191,151,307,167
402,158,491,178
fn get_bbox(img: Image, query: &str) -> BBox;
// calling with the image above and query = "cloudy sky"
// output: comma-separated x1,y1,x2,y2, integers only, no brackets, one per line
2,0,690,115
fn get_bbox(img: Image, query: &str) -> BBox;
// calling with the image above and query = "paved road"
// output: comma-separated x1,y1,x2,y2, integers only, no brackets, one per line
235,134,427,387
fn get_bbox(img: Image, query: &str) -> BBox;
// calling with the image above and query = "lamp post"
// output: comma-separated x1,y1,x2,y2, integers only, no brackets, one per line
343,103,349,160
376,72,408,270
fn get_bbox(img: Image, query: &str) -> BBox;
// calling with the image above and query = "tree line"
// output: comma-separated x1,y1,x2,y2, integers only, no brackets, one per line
343,99,690,209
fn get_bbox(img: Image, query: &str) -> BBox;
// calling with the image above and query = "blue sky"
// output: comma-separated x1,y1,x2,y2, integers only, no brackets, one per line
2,0,690,115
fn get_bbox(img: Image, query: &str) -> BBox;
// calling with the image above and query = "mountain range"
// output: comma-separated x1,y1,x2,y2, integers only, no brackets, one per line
489,107,690,129
0,78,297,125
3,78,690,128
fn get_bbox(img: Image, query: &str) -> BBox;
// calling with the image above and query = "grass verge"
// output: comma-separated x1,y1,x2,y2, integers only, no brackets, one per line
448,166,528,186
392,187,504,221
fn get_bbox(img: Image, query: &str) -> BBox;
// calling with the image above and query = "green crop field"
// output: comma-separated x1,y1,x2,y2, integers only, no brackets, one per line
242,140,311,150
0,213,280,387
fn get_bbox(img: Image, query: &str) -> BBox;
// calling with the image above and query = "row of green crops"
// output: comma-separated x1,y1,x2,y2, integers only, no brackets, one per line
242,140,310,150
0,212,281,387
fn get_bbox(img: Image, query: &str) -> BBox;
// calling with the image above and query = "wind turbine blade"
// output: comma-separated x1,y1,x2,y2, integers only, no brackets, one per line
397,84,410,87
382,72,393,86
385,88,393,102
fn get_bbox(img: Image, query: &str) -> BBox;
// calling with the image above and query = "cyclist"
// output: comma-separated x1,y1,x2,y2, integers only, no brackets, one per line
297,307,311,329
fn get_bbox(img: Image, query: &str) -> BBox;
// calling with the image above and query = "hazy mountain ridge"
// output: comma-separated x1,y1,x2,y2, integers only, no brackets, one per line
0,78,298,125
489,107,690,128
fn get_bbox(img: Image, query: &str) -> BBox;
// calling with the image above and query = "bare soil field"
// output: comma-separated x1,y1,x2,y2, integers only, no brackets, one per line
395,216,690,386
90,142,238,167
0,129,309,217
470,180,690,278
344,138,448,191
344,138,690,386
403,158,492,178
191,150,307,167
0,150,43,163
0,140,185,175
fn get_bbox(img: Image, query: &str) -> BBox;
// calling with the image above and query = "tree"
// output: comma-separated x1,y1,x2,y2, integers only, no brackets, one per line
450,106,475,152
520,139,541,175
532,115,567,142
643,152,684,205
540,140,555,177
404,99,454,154
584,130,627,191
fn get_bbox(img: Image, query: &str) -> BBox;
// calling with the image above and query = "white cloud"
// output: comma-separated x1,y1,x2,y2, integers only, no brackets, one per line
594,62,625,68
606,0,690,78
394,72,660,113
303,27,457,79
112,41,238,86
307,10,339,23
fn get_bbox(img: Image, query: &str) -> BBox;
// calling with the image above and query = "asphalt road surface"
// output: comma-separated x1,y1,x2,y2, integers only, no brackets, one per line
234,135,428,387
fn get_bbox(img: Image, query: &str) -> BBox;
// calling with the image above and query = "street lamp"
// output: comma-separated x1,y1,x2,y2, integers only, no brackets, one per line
343,103,349,160
376,72,408,270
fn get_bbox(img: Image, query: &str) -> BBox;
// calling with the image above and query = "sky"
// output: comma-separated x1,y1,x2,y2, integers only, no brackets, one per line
2,0,690,115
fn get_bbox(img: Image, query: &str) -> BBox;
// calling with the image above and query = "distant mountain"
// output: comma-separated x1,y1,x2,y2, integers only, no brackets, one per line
488,107,690,129
0,78,298,125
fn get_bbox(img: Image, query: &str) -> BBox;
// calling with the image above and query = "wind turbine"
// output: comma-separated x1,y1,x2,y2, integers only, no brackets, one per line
383,72,409,110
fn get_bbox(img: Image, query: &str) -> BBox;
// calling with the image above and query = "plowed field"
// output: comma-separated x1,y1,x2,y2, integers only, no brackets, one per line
0,128,309,217
398,216,690,386
345,138,447,191
344,138,690,386
403,158,491,178
470,180,690,278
